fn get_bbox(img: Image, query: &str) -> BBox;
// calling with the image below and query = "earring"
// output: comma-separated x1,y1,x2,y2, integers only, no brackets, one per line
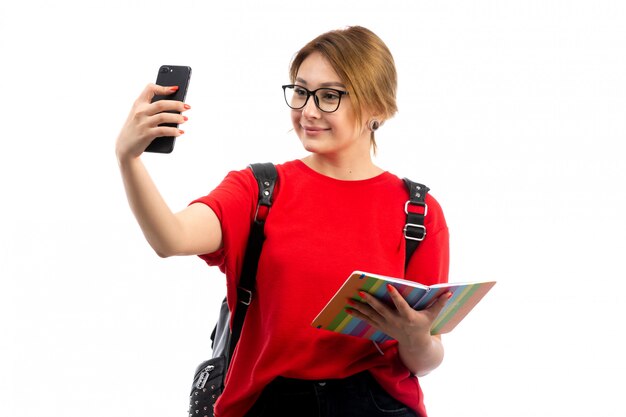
368,120,380,131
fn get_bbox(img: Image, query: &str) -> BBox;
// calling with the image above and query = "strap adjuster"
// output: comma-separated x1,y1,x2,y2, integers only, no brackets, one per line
404,223,426,242
404,200,428,216
237,287,253,306
254,203,270,222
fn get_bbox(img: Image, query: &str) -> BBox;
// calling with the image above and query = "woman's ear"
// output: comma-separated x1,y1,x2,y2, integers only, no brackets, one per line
367,113,385,132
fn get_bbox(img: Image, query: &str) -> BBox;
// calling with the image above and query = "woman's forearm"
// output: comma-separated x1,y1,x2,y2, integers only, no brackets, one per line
117,156,185,257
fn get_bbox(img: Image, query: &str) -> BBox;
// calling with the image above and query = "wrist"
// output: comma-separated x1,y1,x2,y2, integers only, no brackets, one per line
397,333,444,377
399,332,434,353
116,148,142,169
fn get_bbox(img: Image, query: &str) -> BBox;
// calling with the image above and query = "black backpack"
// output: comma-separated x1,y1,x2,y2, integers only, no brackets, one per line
188,162,429,416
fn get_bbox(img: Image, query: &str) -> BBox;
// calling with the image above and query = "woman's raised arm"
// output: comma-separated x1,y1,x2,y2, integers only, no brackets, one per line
115,83,222,258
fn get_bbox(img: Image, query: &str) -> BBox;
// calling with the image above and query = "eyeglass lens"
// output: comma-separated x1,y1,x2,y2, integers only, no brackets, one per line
284,85,344,113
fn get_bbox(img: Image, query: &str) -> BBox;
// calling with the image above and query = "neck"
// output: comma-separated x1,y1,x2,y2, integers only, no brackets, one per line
301,153,383,180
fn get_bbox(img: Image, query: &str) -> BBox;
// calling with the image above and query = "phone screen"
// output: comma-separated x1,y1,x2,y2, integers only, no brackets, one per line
145,65,192,153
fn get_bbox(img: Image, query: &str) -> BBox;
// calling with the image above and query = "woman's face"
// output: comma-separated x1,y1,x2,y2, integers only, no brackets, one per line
290,52,370,157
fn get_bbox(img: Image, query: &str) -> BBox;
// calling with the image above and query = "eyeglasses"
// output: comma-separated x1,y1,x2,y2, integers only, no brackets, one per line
281,84,349,113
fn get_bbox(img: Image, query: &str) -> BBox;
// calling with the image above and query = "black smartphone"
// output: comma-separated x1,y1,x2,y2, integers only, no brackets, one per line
145,65,192,153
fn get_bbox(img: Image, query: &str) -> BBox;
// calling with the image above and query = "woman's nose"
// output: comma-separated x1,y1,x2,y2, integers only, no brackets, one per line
301,95,321,119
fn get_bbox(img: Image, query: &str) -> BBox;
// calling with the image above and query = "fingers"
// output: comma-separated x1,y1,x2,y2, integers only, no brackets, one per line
137,83,180,103
144,99,191,117
357,286,413,319
135,84,190,116
350,288,453,326
356,291,390,318
150,111,188,126
149,125,185,139
427,291,453,318
347,290,396,329
117,83,191,161
153,98,190,112
346,288,454,344
386,285,414,316
145,112,188,139
346,297,382,328
131,97,190,133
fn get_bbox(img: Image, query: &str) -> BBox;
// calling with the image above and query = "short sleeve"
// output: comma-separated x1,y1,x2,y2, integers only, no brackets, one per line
189,168,258,276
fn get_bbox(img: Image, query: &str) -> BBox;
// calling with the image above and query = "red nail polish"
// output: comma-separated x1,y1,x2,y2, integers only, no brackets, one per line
183,116,188,121
169,86,179,92
345,308,353,315
387,284,395,292
446,292,453,299
183,104,191,109
347,299,356,306
358,291,367,299
179,129,185,135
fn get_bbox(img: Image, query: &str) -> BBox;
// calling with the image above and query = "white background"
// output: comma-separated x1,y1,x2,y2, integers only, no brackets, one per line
1,1,625,416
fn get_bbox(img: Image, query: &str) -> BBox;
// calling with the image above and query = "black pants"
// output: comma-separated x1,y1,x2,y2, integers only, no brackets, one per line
244,371,418,417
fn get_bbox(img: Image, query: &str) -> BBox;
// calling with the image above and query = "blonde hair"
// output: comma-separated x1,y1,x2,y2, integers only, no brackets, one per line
289,26,398,152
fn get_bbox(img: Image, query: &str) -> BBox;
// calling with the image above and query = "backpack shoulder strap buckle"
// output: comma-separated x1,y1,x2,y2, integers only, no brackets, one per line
402,178,430,266
404,223,426,242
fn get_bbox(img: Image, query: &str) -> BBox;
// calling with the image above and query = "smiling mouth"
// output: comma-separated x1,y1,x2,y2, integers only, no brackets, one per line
302,126,329,134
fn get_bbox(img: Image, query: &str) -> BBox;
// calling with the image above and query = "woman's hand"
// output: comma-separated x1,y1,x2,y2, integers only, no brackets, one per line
348,285,450,346
115,83,190,162
347,285,450,375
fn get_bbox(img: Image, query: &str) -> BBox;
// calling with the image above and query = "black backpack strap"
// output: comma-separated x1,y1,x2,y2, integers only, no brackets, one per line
227,162,277,366
402,178,429,268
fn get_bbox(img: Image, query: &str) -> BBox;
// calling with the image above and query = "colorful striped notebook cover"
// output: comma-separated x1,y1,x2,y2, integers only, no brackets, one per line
311,271,496,342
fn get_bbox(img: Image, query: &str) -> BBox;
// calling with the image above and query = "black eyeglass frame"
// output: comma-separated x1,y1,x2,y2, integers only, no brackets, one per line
281,84,349,113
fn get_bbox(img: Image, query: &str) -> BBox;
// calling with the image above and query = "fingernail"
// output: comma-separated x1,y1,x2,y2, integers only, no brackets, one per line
358,291,367,299
386,284,395,293
446,292,453,299
346,299,356,306
345,309,353,315
179,129,185,135
183,104,191,109
183,116,188,121
169,86,179,92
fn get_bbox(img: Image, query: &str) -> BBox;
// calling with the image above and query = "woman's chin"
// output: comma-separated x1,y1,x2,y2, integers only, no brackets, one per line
299,138,324,154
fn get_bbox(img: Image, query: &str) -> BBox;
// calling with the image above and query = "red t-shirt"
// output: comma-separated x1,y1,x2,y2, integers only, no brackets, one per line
191,160,449,417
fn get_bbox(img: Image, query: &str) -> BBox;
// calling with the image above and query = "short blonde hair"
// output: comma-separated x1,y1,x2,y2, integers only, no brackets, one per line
289,26,398,151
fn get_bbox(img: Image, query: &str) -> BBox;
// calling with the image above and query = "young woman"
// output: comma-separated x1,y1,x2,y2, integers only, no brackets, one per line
116,26,449,417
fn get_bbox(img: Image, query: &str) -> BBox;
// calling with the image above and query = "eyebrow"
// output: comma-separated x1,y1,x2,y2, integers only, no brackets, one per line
295,77,347,89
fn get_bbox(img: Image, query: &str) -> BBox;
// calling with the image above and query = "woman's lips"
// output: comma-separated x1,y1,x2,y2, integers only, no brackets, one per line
302,125,329,136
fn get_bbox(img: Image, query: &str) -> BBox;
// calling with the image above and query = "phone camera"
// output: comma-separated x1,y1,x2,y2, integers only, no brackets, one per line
160,66,170,73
